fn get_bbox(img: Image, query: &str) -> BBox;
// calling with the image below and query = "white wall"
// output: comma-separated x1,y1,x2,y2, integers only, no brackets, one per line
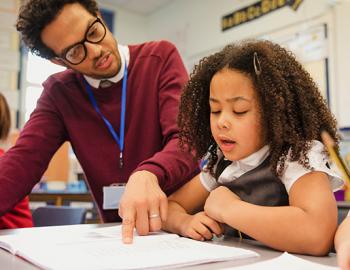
98,1,148,45
148,0,333,61
334,1,350,127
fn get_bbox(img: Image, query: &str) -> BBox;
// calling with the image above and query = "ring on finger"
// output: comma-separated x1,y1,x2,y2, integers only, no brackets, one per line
149,213,160,219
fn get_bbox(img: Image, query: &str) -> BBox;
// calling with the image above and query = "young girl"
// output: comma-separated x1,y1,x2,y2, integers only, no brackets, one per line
0,93,33,229
162,40,343,255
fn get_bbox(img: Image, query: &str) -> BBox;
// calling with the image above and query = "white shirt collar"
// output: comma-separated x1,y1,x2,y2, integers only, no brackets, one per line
237,145,270,169
219,144,270,172
83,44,130,88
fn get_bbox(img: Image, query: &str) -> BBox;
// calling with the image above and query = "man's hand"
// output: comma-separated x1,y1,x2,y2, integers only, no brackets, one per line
179,211,223,241
118,170,167,244
204,186,241,223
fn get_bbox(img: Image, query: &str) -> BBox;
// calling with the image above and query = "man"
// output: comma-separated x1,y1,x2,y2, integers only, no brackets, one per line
0,0,198,243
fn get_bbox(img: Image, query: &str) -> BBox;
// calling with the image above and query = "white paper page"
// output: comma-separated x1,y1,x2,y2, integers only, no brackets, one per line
0,225,259,270
0,225,174,254
222,252,339,270
17,236,258,270
0,233,52,254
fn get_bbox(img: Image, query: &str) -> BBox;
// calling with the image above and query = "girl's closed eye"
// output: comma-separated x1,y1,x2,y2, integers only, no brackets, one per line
233,110,248,115
210,106,221,114
232,102,251,116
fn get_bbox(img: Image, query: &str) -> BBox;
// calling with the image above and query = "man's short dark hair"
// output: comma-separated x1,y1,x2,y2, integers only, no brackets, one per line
16,0,99,59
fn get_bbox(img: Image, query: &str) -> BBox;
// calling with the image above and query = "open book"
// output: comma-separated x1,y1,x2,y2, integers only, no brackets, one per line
0,225,259,270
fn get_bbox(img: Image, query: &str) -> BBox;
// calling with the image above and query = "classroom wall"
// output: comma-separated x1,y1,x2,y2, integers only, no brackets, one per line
98,1,148,45
147,1,330,60
334,1,350,127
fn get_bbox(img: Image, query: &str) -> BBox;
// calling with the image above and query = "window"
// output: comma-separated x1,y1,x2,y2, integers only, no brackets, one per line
23,52,65,122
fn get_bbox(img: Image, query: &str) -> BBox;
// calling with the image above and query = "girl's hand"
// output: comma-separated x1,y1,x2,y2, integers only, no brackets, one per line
338,241,350,270
180,211,223,241
204,186,241,223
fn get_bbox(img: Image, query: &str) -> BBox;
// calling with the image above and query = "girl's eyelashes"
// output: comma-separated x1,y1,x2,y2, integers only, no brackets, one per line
210,110,248,115
210,111,220,115
234,111,248,115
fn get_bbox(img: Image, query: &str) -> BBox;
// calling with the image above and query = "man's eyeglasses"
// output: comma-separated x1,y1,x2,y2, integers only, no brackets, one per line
59,17,106,65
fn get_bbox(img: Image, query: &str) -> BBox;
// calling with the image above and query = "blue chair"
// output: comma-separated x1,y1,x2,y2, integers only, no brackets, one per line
32,206,86,227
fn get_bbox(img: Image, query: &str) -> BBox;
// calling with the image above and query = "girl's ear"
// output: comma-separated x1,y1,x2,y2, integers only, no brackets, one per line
50,57,67,67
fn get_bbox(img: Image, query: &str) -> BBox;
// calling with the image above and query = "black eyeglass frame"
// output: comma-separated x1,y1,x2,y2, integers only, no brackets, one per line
58,17,107,65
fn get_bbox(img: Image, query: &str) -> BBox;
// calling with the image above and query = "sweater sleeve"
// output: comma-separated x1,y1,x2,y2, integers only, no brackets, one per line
134,41,199,194
0,87,67,216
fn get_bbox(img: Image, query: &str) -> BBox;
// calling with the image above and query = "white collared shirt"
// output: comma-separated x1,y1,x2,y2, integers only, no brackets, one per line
83,44,130,88
200,140,344,193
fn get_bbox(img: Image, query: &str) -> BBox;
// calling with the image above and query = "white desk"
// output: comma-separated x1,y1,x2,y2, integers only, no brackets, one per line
0,223,338,269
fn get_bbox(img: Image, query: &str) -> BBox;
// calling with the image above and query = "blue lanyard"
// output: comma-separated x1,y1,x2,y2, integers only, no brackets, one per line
83,65,128,168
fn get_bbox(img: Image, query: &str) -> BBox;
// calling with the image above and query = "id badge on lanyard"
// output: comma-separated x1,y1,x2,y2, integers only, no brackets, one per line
103,184,125,210
84,63,128,210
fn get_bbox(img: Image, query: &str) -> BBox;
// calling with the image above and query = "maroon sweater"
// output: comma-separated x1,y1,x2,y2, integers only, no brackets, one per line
0,41,199,222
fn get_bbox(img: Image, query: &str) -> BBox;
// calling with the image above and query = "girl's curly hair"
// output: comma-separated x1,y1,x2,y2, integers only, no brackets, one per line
178,40,339,176
16,0,99,60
